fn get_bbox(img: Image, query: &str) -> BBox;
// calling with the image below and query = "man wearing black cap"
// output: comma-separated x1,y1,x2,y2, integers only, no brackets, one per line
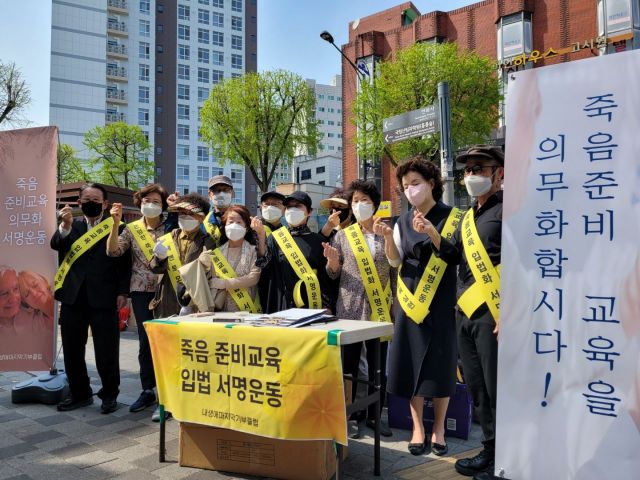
421,145,504,480
204,175,235,245
259,191,286,236
254,191,333,313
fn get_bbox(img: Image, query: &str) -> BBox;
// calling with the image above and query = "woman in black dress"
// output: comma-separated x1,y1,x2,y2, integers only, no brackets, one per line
375,156,458,456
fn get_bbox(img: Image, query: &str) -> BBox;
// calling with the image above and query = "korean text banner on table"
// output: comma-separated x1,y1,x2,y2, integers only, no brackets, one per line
146,321,347,445
497,50,640,479
0,127,57,372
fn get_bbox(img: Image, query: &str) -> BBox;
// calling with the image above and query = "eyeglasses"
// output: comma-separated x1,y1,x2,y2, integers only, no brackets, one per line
463,165,499,175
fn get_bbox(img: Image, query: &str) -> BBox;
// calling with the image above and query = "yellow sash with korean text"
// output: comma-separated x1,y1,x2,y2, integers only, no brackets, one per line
210,248,259,313
272,228,322,309
54,217,120,291
264,224,273,237
344,224,392,323
203,212,222,245
128,219,156,261
457,208,501,322
397,207,464,324
158,233,183,292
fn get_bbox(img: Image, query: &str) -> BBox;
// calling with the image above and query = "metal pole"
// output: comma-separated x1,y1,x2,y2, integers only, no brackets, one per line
438,82,455,206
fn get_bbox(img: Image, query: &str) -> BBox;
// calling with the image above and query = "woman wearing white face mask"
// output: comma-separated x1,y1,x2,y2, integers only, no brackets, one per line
323,180,394,437
106,184,170,415
254,191,333,313
180,205,260,313
376,156,459,457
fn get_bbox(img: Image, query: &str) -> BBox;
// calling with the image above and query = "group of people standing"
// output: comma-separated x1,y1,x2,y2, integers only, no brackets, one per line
50,144,504,480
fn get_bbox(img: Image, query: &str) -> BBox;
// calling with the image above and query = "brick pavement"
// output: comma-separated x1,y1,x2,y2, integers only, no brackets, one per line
0,328,482,479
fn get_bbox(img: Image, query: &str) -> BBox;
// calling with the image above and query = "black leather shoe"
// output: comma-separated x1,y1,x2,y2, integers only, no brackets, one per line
365,419,393,437
101,398,118,414
408,436,428,456
129,390,156,412
455,450,493,476
57,395,93,412
473,467,498,480
431,442,448,456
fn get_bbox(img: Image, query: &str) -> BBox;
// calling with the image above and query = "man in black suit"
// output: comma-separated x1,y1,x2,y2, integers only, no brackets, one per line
51,183,130,414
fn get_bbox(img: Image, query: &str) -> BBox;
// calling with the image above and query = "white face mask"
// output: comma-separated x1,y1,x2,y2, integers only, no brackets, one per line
178,215,200,232
464,175,493,197
140,203,162,218
352,201,374,222
285,207,306,227
212,191,232,208
225,223,246,241
262,205,282,223
404,183,429,206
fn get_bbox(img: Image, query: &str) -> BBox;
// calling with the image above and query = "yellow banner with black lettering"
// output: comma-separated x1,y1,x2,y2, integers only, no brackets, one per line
128,219,155,261
54,217,121,291
158,233,183,292
210,248,259,313
145,320,347,444
397,207,464,324
272,228,322,309
457,208,500,322
203,212,222,245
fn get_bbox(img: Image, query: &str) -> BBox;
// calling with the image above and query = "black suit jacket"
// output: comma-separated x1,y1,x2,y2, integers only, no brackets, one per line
50,216,131,309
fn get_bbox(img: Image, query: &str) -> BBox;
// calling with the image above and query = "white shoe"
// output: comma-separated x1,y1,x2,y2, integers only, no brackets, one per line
151,406,172,422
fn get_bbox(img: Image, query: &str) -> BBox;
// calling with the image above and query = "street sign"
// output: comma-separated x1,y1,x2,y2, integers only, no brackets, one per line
382,105,439,144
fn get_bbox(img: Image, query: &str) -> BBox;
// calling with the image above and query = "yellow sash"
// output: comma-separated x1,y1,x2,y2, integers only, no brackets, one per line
264,224,273,237
344,224,391,323
457,208,500,322
397,207,463,324
210,248,259,313
128,219,156,262
158,233,184,293
203,212,222,245
54,217,120,291
272,228,322,309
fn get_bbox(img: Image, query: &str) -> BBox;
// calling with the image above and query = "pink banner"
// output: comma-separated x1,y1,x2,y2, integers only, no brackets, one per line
0,127,57,371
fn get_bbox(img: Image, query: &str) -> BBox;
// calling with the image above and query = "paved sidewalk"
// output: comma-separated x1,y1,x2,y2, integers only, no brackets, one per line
0,328,482,479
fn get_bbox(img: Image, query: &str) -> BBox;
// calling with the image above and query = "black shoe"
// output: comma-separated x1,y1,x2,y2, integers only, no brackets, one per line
473,467,497,480
408,436,428,456
129,390,156,412
57,395,93,412
365,419,392,437
455,450,493,476
348,420,363,439
431,442,448,456
101,398,118,414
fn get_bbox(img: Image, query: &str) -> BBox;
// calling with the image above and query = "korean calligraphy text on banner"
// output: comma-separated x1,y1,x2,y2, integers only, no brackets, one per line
0,127,57,371
497,50,640,479
145,321,347,445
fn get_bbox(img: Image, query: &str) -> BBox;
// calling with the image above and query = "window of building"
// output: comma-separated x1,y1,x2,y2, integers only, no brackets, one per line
156,85,164,95
212,12,224,28
140,0,150,13
316,166,325,174
178,104,190,120
156,64,163,73
328,95,334,100
232,16,242,31
199,0,209,4
157,23,164,33
231,73,241,78
198,87,210,102
327,120,334,125
337,121,342,126
597,0,635,35
155,146,162,155
231,168,243,183
197,166,209,181
231,35,242,50
178,64,190,80
178,84,190,100
157,44,164,54
138,108,149,126
337,109,341,113
177,165,190,181
317,107,325,112
198,67,210,83
198,8,210,25
198,106,202,121
177,145,190,161
139,19,150,37
318,94,324,99
212,167,224,176
212,70,224,84
327,133,335,138
338,133,342,138
177,125,190,140
156,105,163,113
328,146,335,150
496,12,532,60
178,24,190,40
212,0,223,8
178,44,190,60
177,185,189,195
157,4,164,13
198,48,210,64
139,42,150,59
328,108,335,113
231,54,243,69
139,64,150,81
319,180,326,186
198,28,210,44
178,4,190,20
212,51,224,66
337,96,342,101
197,146,209,162
139,86,149,103
300,169,311,181
212,31,224,47
155,126,162,135
232,0,242,12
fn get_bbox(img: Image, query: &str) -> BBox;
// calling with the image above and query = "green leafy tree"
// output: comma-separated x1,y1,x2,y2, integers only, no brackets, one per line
200,70,320,192
0,60,31,127
56,143,89,184
354,42,501,167
83,122,153,189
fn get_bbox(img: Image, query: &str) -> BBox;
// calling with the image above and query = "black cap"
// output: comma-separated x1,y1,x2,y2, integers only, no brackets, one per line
284,191,312,210
260,191,286,203
456,144,505,167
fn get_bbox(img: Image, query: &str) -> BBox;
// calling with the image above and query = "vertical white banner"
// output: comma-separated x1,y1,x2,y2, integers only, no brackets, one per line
498,50,640,479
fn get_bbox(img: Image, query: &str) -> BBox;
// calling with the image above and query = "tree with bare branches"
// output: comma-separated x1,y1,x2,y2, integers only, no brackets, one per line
0,61,31,127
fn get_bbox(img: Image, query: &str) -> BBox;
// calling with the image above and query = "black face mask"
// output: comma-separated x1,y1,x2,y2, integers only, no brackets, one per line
80,201,104,218
338,208,351,223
